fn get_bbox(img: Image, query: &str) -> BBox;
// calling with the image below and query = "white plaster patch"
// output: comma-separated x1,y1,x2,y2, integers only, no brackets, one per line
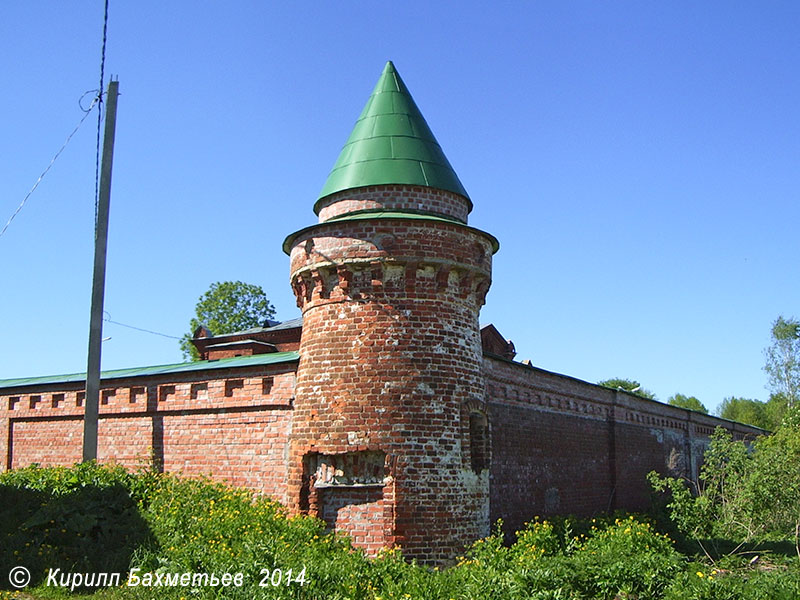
347,430,369,445
416,382,434,395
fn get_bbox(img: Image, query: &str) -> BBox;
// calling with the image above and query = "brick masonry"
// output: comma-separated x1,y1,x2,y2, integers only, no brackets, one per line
286,186,495,564
484,356,761,538
1,365,296,504
316,185,472,223
0,182,764,564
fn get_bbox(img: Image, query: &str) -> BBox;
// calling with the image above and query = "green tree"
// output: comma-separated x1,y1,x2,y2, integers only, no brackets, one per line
667,393,708,414
180,281,276,360
718,396,770,430
598,378,657,400
765,392,790,430
764,315,800,408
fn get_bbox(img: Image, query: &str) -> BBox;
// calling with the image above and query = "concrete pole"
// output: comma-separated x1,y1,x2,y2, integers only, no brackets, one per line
83,80,119,462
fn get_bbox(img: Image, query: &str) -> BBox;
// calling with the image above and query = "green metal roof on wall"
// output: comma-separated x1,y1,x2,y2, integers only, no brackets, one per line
315,61,470,211
0,351,300,390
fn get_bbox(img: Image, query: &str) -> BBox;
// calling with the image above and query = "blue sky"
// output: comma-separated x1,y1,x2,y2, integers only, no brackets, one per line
1,2,798,413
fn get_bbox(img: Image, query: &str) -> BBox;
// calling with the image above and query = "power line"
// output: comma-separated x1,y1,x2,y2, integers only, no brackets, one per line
103,311,182,340
1,0,110,241
94,0,110,230
0,95,100,239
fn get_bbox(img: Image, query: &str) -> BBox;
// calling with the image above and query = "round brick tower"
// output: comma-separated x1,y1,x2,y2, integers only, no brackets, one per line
284,62,498,563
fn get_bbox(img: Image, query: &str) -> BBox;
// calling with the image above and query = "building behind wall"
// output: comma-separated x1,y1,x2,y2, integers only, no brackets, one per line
0,62,763,563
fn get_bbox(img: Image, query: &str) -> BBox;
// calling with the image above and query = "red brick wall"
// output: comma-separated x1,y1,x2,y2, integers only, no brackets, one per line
10,419,84,467
489,401,613,536
205,348,255,360
1,346,766,562
318,487,387,554
484,356,763,539
1,364,296,503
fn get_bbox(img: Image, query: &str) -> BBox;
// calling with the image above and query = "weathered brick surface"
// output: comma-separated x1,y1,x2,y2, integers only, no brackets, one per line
1,336,765,563
316,185,471,223
484,355,762,539
287,193,495,563
489,401,613,535
194,325,301,360
1,364,296,503
0,182,767,565
318,487,387,553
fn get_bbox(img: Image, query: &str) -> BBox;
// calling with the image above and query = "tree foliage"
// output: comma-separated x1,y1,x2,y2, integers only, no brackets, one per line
598,378,657,400
764,315,800,408
766,393,791,430
180,281,276,360
718,396,771,430
717,395,790,432
667,393,708,414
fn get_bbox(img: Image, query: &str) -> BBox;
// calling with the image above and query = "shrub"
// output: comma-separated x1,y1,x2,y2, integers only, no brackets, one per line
663,561,800,600
0,462,152,589
650,422,800,554
570,516,682,599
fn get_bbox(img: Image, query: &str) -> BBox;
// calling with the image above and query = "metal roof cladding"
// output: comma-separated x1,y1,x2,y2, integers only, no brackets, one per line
314,61,471,213
0,351,300,390
282,211,499,255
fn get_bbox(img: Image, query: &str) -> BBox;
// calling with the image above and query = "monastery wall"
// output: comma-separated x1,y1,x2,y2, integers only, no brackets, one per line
0,352,768,558
484,355,763,538
0,363,297,503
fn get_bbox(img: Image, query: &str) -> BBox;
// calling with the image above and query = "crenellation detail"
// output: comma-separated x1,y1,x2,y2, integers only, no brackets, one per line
291,255,491,312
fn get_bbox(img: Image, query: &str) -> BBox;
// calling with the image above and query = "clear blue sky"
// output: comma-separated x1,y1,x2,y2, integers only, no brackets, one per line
1,2,798,414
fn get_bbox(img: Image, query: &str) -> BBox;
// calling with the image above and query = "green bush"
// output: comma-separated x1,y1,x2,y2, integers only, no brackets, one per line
650,421,800,553
663,562,800,600
0,462,153,589
572,516,682,599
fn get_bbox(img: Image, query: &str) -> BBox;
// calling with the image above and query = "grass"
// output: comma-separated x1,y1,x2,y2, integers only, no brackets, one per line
1,463,798,599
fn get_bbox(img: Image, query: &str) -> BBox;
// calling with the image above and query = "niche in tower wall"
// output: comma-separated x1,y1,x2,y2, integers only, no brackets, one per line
318,486,386,548
308,450,387,487
303,450,390,549
469,412,489,473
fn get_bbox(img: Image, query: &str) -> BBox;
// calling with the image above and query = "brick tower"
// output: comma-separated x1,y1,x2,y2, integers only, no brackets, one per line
284,61,498,563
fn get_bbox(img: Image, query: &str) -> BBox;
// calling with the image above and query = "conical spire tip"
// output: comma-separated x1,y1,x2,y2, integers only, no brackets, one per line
315,60,471,208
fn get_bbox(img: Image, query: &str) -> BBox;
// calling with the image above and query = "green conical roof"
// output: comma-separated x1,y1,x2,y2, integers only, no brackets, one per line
316,61,470,210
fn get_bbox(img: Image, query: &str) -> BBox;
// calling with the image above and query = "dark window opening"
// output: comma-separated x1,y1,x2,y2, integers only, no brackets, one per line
469,412,489,473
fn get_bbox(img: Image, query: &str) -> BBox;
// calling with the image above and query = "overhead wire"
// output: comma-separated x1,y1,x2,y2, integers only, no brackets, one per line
1,0,112,241
94,0,110,231
0,95,100,239
103,311,182,340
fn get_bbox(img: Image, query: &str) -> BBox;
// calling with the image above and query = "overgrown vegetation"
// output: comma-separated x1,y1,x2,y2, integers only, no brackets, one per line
1,460,799,599
650,407,800,561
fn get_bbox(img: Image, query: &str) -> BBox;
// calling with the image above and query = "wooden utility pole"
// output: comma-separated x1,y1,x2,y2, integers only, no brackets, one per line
83,79,119,462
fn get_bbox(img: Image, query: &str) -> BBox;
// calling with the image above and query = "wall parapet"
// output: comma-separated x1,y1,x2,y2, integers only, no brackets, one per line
483,354,765,439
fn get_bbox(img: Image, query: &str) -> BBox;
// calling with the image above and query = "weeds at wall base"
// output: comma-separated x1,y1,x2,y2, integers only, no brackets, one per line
1,463,798,599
